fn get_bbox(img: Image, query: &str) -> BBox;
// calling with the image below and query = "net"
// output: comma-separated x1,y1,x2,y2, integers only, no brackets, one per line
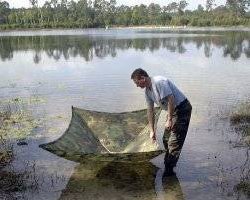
39,106,163,161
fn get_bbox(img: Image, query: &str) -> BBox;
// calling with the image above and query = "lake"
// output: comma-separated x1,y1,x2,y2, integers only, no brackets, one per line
0,28,250,200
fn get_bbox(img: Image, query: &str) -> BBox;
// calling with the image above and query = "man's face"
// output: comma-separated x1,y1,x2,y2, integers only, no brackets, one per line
133,76,147,88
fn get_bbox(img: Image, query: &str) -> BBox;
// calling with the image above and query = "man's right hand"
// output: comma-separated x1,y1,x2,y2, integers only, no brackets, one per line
150,131,156,142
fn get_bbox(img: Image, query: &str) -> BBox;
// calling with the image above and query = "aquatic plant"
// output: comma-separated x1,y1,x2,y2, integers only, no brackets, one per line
0,98,40,193
230,102,250,145
0,98,40,140
230,101,250,198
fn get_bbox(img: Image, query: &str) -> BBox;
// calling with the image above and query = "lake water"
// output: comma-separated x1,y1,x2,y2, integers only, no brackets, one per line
0,28,250,200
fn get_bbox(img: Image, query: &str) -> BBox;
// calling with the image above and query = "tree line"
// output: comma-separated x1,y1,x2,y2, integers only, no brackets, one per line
1,31,249,62
0,0,250,29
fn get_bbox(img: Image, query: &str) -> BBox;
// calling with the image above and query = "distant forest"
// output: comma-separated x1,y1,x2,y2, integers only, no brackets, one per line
0,0,250,29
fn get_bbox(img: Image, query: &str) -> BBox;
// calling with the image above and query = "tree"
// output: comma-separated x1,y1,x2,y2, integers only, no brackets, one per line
42,1,53,24
67,0,77,22
57,0,68,22
197,4,204,12
94,0,105,26
0,1,10,23
115,5,131,25
29,0,38,8
148,3,161,24
226,0,250,16
77,0,93,27
167,2,178,13
206,0,215,11
131,4,149,25
104,0,117,26
50,0,59,23
161,6,172,25
50,0,58,8
178,0,188,15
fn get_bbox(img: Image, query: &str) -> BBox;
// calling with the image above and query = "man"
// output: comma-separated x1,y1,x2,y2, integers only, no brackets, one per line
131,68,192,174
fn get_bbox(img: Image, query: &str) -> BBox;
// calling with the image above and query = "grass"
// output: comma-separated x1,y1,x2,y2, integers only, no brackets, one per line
230,101,250,198
230,102,250,144
235,181,250,198
0,98,41,198
0,98,40,140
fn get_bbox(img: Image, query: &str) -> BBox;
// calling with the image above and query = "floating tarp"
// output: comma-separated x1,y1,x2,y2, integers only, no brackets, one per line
39,106,163,161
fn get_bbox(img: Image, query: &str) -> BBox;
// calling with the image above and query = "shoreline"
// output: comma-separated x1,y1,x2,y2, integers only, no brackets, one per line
0,25,250,33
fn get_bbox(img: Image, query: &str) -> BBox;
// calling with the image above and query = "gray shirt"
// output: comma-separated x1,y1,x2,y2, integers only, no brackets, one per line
145,76,186,110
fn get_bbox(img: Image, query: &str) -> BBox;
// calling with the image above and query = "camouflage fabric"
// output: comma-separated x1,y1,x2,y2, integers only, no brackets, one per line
163,100,192,167
40,106,163,161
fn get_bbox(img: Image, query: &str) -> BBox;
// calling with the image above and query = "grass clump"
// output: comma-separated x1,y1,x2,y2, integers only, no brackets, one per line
0,98,40,198
230,102,250,145
0,98,39,140
235,180,250,198
230,102,250,198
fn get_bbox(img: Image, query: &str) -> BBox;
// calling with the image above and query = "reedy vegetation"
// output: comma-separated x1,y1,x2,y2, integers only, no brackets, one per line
0,0,249,29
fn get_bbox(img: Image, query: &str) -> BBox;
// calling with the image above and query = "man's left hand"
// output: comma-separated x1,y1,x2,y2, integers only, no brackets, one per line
165,118,173,130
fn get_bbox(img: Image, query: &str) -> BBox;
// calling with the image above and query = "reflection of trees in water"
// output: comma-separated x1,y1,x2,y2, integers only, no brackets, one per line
244,41,250,59
0,32,249,63
0,37,14,61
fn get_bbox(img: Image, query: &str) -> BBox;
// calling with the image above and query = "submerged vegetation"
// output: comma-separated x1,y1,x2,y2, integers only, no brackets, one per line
230,102,250,146
0,98,41,198
0,0,250,30
230,102,250,198
0,97,42,161
0,165,39,200
0,98,40,140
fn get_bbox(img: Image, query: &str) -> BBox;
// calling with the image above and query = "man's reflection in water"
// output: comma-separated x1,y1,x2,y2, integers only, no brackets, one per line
162,171,184,200
59,153,184,200
153,152,184,200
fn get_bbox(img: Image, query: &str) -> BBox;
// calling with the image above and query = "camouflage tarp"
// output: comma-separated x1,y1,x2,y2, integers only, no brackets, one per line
39,106,162,161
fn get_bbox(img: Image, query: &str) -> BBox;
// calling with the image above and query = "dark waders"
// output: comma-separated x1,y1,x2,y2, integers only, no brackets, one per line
163,99,192,175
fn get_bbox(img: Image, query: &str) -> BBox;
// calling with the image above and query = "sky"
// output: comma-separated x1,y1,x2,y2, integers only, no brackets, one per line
5,0,227,10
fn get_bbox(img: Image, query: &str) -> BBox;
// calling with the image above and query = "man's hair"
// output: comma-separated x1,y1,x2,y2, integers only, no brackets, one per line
131,68,149,80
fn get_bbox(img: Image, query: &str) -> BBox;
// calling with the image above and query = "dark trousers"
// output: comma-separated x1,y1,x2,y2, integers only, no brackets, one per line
163,99,192,167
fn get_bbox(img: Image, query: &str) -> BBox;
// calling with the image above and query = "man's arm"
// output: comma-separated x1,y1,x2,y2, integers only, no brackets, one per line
166,95,175,130
147,105,156,141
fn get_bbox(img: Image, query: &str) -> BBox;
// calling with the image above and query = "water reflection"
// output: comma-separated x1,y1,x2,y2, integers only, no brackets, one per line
0,31,249,63
59,155,184,200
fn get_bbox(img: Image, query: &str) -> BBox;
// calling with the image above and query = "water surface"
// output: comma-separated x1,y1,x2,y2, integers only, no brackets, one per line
0,28,250,200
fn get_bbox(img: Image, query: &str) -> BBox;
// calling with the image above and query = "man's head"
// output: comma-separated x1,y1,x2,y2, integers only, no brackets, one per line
131,68,150,89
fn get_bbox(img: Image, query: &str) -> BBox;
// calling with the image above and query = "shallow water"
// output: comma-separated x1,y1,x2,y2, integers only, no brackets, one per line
0,28,250,199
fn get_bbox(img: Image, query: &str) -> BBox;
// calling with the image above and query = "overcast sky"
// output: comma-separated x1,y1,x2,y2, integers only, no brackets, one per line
5,0,227,10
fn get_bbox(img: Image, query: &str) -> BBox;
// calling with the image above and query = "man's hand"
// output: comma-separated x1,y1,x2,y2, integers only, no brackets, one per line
150,131,156,142
165,118,173,131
